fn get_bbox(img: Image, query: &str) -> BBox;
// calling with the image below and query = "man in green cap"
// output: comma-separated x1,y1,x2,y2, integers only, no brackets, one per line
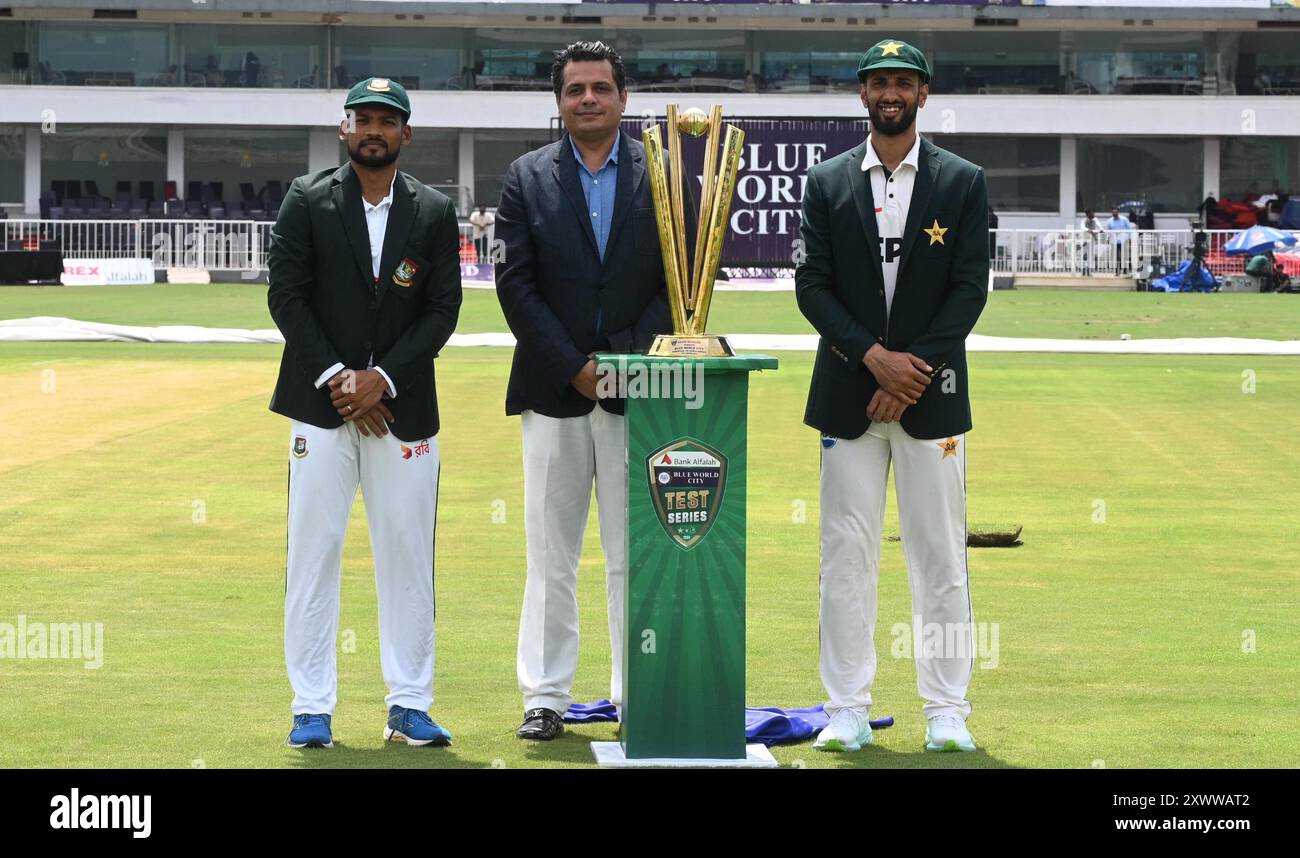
795,39,990,754
268,76,462,750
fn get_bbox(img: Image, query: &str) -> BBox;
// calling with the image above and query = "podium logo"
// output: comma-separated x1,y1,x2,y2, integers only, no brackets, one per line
647,439,727,550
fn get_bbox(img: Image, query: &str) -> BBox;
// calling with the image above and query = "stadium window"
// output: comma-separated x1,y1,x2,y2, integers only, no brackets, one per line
1076,137,1204,213
0,129,23,206
1069,31,1207,96
755,31,921,94
930,134,1059,213
614,29,746,93
471,28,572,91
177,24,326,89
1227,31,1300,96
1219,137,1300,201
390,132,461,207
475,131,552,208
41,127,166,203
929,31,1062,95
184,129,308,210
0,21,27,85
469,28,746,93
34,22,167,87
335,27,463,91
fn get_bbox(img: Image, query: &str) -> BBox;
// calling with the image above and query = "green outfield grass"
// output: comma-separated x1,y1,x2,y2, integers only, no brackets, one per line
2,338,1297,768
3,283,1299,340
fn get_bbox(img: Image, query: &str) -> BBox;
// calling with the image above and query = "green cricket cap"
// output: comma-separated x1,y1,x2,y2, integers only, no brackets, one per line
344,77,411,119
857,39,931,85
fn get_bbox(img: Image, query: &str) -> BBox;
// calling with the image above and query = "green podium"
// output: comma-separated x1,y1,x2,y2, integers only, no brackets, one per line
591,353,778,768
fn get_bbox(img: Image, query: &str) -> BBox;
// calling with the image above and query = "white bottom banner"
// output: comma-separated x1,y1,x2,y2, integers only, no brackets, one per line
61,258,156,286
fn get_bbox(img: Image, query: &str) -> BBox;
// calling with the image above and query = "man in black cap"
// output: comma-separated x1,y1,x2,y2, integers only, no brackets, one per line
268,77,462,750
795,38,990,754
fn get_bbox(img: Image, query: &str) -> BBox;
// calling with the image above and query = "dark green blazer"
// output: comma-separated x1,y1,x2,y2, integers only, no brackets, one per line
795,135,989,441
267,163,462,442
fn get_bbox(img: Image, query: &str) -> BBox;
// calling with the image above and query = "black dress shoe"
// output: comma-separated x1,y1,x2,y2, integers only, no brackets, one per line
517,707,564,741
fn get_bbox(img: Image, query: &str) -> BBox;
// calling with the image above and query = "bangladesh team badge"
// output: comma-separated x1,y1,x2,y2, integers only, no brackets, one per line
393,257,418,288
292,435,308,458
646,438,727,550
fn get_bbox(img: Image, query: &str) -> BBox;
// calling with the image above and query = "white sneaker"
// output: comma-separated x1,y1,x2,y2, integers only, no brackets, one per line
925,715,976,752
813,707,872,752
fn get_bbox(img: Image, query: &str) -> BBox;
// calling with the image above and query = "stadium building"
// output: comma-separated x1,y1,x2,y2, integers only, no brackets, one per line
2,0,1298,252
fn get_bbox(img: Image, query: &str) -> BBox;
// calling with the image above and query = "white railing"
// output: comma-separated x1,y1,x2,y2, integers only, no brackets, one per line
990,228,1296,279
6,218,500,270
3,219,272,272
7,219,1294,281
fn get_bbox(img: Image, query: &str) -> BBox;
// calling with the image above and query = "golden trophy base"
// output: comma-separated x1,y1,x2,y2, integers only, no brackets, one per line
647,334,735,357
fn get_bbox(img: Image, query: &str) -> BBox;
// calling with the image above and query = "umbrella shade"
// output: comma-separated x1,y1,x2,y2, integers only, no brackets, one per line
1223,226,1299,255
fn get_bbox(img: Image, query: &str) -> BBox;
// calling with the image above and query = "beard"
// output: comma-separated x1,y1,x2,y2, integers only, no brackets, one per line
349,138,400,169
867,99,918,136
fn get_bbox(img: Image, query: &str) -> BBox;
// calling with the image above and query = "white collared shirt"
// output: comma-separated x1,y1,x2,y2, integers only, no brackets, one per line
313,171,398,397
363,173,396,279
861,132,922,317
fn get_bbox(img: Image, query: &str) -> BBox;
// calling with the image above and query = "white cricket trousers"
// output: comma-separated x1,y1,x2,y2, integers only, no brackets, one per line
819,419,973,721
516,407,626,714
284,419,439,715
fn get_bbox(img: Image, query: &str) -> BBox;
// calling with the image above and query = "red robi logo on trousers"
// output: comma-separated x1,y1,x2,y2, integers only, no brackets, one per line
400,440,431,460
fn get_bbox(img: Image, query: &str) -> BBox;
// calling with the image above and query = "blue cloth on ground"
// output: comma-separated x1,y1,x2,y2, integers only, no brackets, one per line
564,701,894,746
1150,259,1217,292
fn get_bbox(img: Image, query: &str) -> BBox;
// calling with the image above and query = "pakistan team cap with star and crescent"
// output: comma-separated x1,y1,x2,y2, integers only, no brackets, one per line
857,39,932,85
344,76,411,119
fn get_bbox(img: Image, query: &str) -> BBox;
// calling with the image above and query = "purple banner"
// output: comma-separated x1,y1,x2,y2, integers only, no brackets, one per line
460,262,495,281
621,117,866,267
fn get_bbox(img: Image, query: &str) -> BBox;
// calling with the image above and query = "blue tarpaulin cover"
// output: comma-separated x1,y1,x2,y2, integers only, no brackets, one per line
564,701,895,746
1150,259,1218,292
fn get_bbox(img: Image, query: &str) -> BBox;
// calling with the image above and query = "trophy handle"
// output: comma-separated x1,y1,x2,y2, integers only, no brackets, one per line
642,126,689,336
690,124,745,335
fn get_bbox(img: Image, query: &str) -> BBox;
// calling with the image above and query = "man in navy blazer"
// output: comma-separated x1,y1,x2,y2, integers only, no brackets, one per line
494,41,670,741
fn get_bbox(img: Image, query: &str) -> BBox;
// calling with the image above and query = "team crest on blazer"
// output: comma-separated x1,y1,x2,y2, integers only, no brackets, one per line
393,257,418,288
647,438,728,550
292,435,308,458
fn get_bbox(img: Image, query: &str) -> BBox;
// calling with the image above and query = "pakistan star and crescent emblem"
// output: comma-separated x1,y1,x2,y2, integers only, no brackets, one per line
924,219,948,246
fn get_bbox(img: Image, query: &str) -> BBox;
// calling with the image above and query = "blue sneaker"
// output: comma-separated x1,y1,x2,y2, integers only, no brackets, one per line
288,713,333,749
384,706,452,747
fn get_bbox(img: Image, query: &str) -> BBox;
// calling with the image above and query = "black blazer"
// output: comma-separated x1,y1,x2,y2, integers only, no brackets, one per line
795,135,989,441
494,132,671,417
267,163,462,442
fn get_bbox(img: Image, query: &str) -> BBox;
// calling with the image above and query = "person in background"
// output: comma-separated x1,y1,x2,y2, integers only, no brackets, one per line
204,55,222,87
1080,209,1103,276
987,204,999,260
1106,207,1131,275
1247,250,1295,293
1198,194,1219,223
469,203,496,263
242,51,261,87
